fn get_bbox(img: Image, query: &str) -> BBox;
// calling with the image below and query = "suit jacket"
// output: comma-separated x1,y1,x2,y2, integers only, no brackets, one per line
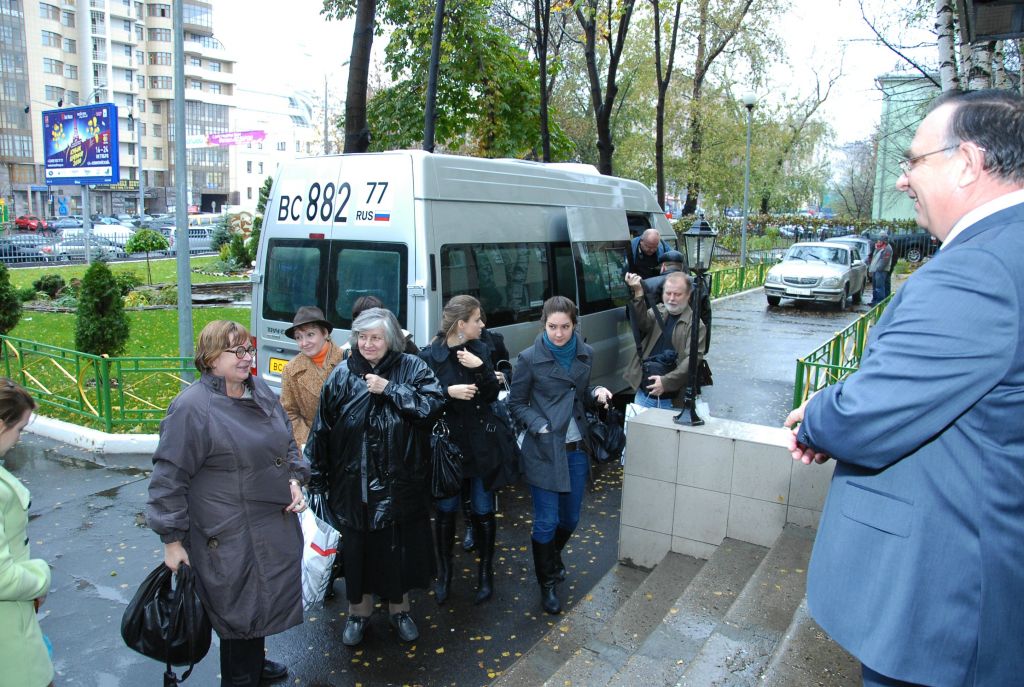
279,341,345,446
797,201,1024,686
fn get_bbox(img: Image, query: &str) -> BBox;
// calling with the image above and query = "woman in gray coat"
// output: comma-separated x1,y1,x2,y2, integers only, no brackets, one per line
148,320,310,686
509,297,612,615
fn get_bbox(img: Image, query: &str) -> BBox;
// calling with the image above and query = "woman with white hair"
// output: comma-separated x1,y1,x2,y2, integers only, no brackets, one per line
305,308,445,647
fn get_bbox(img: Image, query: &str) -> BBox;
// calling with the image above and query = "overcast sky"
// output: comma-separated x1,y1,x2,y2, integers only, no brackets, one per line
215,0,934,146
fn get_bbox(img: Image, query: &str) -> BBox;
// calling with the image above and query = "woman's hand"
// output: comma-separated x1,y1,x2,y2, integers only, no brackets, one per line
285,481,306,513
163,541,190,573
456,349,483,369
448,383,478,401
593,386,612,408
365,373,389,395
494,370,506,385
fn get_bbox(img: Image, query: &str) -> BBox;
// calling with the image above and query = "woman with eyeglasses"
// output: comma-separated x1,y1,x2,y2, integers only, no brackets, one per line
306,308,444,647
147,320,309,686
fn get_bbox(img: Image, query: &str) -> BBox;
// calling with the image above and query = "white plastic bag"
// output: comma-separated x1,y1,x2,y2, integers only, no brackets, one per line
300,506,340,611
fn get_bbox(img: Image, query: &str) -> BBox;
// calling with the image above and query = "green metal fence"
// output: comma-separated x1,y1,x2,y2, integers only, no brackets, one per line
708,262,777,298
0,335,195,432
792,294,893,408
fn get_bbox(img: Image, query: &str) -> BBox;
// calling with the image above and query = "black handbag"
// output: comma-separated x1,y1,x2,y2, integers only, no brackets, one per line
121,562,211,684
587,406,627,464
430,419,464,499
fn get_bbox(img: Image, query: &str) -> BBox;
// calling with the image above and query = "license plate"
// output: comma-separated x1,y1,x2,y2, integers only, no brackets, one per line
787,288,812,296
268,357,287,374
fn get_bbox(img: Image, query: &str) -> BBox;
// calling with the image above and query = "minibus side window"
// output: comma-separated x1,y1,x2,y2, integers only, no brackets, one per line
328,242,408,329
263,239,327,322
574,241,630,314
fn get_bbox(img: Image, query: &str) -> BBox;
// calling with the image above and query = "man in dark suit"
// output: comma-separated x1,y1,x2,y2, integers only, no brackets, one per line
785,89,1024,686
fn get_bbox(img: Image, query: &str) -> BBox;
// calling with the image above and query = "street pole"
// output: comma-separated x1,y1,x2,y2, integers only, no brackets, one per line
324,77,329,155
423,0,445,152
173,0,194,378
82,185,92,264
740,92,757,268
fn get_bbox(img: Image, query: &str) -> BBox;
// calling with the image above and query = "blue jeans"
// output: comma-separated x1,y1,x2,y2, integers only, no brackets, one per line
634,389,673,409
529,450,588,543
872,270,889,303
436,476,494,515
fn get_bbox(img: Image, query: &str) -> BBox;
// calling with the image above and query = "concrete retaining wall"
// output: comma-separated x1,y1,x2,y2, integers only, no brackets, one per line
618,409,834,568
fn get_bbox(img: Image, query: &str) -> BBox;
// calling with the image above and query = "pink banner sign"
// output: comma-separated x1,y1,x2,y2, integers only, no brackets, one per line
206,130,267,147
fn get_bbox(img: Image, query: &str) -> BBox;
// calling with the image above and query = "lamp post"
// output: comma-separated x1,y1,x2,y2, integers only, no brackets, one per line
740,92,757,268
675,213,717,427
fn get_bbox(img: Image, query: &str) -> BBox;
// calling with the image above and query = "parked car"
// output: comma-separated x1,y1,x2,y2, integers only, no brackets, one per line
0,235,50,264
163,226,216,255
763,241,868,310
861,228,939,263
51,217,84,230
42,236,126,261
825,235,874,263
57,225,135,246
14,215,49,231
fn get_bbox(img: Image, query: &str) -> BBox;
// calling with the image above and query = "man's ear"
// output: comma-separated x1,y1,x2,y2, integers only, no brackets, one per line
959,141,987,187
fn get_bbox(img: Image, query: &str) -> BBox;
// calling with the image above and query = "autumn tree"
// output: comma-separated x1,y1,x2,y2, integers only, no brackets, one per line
322,0,379,152
832,137,878,220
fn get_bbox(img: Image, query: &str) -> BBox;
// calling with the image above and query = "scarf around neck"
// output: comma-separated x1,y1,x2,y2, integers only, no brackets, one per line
310,341,331,368
543,330,577,371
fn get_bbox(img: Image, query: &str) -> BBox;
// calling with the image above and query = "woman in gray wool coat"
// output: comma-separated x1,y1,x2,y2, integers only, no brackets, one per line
148,320,309,686
509,297,612,615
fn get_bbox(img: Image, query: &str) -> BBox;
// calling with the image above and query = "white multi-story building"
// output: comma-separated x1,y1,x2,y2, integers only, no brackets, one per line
0,0,236,218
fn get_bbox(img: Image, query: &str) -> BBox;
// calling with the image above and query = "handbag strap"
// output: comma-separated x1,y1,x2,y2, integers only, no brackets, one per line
169,564,199,683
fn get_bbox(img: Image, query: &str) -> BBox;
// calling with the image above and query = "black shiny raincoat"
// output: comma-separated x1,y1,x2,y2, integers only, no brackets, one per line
305,349,445,531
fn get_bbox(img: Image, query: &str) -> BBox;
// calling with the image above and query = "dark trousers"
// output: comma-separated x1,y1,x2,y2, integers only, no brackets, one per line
219,636,264,687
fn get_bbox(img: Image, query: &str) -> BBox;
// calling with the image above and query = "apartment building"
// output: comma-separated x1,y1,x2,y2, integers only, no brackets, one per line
0,0,236,218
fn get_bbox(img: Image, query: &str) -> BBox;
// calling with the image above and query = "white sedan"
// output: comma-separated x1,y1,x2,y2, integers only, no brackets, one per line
763,242,868,310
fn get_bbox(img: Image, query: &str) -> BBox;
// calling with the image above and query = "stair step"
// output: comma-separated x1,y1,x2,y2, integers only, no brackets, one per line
542,551,705,687
605,538,769,687
760,599,861,687
492,562,648,687
677,524,817,686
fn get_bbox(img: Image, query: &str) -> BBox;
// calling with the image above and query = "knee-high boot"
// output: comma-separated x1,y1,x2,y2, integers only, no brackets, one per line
434,510,456,604
531,538,561,615
461,481,476,551
472,512,496,604
553,527,572,582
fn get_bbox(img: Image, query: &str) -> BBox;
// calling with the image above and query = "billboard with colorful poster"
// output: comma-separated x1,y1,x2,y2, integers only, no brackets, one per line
42,103,121,185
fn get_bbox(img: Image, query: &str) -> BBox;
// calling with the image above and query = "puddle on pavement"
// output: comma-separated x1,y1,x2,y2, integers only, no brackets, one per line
74,576,131,605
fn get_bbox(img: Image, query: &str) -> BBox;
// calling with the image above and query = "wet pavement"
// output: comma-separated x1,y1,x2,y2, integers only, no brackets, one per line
6,284,883,686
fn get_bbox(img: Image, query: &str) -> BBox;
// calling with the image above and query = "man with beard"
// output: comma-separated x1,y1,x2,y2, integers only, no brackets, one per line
623,271,706,409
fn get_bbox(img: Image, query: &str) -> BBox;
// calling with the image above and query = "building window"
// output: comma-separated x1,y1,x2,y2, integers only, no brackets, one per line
246,161,252,173
124,93,133,107
138,99,146,112
148,3,170,18
122,18,131,31
258,162,263,174
124,69,133,82
306,142,312,154
190,56,201,67
135,49,143,64
64,64,78,79
63,38,76,53
148,27,171,42
141,146,147,160
295,141,301,153
149,76,172,89
124,44,131,57
139,122,146,136
209,83,221,94
208,61,221,72
39,3,59,21
41,30,61,47
127,142,135,155
189,80,201,90
149,52,171,65
152,101,161,114
153,147,162,160
42,58,63,74
276,142,286,151
135,24,142,40
153,123,162,137
137,74,145,88
247,187,252,200
44,85,64,101
61,9,75,27
65,90,79,105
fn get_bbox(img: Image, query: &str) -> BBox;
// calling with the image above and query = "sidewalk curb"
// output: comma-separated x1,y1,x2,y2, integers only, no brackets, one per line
27,414,159,454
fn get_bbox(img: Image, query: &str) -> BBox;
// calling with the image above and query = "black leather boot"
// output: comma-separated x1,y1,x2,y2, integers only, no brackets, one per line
434,510,456,604
461,482,476,552
553,527,572,582
531,538,561,615
472,512,496,604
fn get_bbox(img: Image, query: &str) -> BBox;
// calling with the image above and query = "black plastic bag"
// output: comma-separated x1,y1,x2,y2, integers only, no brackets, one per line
587,406,627,464
121,562,211,683
431,419,464,499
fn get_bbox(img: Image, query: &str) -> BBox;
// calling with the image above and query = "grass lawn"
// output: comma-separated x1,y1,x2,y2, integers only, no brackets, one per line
7,255,243,289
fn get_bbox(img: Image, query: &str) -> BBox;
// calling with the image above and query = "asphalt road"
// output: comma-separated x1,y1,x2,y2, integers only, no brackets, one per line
6,283,880,686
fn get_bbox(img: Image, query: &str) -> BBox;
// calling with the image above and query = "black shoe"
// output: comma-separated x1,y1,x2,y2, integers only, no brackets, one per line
553,527,573,582
472,512,496,604
434,510,456,604
389,611,419,642
261,659,288,683
531,538,561,615
342,614,369,647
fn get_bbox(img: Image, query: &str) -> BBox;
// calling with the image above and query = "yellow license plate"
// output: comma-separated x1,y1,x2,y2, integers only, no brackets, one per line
268,357,288,374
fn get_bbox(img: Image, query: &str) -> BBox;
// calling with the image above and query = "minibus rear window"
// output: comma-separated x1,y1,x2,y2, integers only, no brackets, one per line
328,242,408,329
262,239,328,324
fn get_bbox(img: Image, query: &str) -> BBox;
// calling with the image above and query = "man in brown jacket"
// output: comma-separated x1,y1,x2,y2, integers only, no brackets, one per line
623,271,706,409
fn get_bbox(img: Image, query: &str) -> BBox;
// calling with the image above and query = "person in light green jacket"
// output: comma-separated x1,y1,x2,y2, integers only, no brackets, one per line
0,379,53,687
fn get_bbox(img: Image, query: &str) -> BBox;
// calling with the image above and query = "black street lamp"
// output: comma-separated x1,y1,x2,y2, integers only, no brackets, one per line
675,213,717,426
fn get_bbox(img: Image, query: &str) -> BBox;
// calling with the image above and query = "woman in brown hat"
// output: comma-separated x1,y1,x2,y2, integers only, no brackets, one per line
280,306,345,448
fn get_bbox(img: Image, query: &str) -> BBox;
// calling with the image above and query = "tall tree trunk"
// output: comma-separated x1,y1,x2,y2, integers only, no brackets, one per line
344,0,376,153
534,0,551,161
652,0,683,210
968,41,995,90
935,0,959,92
992,41,1007,90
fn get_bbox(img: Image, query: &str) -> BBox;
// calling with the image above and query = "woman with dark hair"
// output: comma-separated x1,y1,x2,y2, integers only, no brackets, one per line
148,320,308,686
509,297,612,615
419,295,504,605
306,308,444,646
0,380,53,687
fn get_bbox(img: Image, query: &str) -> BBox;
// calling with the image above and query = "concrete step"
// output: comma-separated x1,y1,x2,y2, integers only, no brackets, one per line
760,598,861,687
491,562,648,687
604,538,769,687
676,524,818,686
541,551,705,687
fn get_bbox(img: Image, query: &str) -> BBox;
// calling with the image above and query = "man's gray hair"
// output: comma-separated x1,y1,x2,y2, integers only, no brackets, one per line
350,307,406,353
641,228,661,242
664,270,693,292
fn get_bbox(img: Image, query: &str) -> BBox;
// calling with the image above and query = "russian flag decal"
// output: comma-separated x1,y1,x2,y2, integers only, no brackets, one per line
374,213,391,222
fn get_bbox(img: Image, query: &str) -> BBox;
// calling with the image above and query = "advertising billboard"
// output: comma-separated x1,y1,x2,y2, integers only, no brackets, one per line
43,103,120,186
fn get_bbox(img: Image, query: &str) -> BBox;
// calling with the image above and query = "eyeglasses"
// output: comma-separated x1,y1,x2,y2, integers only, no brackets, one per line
898,144,959,174
224,345,256,359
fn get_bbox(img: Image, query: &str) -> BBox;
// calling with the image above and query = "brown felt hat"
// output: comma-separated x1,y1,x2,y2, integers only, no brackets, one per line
285,306,333,339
